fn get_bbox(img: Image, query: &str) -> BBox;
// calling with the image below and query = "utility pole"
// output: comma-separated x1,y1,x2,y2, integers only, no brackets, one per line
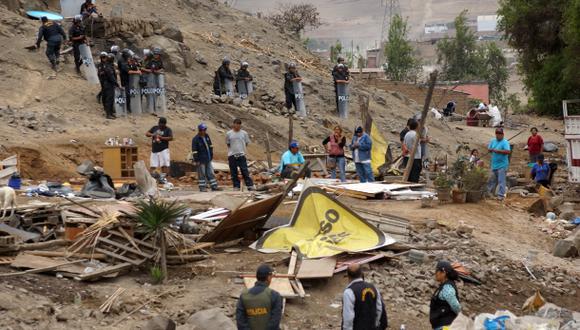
377,0,401,66
403,71,438,182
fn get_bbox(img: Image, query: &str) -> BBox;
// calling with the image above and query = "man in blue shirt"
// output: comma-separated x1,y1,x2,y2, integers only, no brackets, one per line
531,154,551,187
350,126,374,183
278,141,311,179
487,128,511,200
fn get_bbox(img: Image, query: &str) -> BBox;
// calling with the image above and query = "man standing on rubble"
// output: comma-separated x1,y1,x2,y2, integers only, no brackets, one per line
487,128,511,200
403,120,422,183
35,16,67,71
350,127,374,183
342,263,387,330
68,15,86,74
226,118,255,191
192,123,221,192
146,117,173,175
284,63,302,112
237,264,283,330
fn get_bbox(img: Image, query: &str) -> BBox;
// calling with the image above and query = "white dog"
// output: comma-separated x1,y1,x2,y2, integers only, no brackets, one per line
0,186,16,218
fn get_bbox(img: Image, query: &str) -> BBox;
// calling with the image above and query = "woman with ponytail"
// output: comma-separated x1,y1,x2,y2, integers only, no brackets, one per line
429,261,461,329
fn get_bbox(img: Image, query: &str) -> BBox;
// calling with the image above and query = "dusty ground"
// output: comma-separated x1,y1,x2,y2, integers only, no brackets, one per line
0,1,578,329
1,195,578,330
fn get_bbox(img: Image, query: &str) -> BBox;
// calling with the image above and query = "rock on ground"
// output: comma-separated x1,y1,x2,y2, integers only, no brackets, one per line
184,308,235,330
142,315,177,330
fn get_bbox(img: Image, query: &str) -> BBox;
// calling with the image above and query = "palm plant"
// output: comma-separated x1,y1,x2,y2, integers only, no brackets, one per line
134,198,187,282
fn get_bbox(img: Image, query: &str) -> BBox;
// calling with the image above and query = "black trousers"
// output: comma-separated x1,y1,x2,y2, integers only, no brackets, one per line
228,155,254,188
46,42,61,65
285,91,297,111
408,158,422,183
102,87,115,116
72,43,82,71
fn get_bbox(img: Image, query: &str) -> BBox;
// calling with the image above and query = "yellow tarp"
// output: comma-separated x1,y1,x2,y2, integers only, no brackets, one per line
370,122,388,175
252,187,394,258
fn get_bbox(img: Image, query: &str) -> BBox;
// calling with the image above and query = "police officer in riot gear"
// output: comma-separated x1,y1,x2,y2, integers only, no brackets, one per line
101,54,119,119
68,15,86,74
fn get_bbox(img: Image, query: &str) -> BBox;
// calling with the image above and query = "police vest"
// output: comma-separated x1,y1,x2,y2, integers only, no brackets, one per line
429,281,459,329
241,287,272,330
346,281,379,330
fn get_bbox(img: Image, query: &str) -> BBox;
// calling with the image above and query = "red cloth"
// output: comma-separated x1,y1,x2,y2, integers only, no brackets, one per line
527,135,544,154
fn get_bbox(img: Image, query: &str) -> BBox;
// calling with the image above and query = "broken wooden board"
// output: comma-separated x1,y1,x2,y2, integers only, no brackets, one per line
10,253,86,275
334,253,386,273
243,276,299,299
200,193,285,243
0,223,41,243
296,257,337,279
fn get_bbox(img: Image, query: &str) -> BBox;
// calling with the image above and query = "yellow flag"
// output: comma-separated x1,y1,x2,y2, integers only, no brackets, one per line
252,187,395,258
369,121,388,175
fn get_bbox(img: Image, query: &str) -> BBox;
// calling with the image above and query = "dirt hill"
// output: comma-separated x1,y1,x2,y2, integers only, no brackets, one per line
0,0,561,183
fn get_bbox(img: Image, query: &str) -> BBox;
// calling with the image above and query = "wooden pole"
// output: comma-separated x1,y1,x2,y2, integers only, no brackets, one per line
288,115,294,145
265,132,273,169
402,71,438,182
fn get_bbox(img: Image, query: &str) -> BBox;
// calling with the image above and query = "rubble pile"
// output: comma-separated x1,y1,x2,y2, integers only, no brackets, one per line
0,106,67,134
365,224,580,317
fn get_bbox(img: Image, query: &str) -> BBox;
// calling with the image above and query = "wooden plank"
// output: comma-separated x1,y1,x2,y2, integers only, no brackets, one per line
97,237,153,258
25,251,106,260
7,255,85,276
0,166,17,180
176,242,214,254
75,262,133,281
288,250,298,275
0,155,17,167
316,157,328,176
296,257,337,279
95,247,144,265
243,276,298,299
108,231,156,250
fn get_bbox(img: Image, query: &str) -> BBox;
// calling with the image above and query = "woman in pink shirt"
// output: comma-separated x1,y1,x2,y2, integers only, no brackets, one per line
526,127,544,163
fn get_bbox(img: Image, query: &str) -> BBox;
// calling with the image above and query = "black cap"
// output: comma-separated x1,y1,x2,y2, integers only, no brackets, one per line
436,260,458,281
158,117,167,125
495,128,504,134
256,264,273,281
41,16,48,22
355,126,363,133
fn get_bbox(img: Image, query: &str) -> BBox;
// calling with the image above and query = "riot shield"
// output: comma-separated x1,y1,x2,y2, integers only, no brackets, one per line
79,44,99,85
236,80,253,99
143,73,156,113
293,81,306,117
224,78,234,97
155,73,167,114
60,0,83,17
128,73,142,115
114,87,127,117
336,82,350,119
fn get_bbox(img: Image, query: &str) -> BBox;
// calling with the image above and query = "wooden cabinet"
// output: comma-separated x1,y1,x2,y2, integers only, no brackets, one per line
103,146,138,179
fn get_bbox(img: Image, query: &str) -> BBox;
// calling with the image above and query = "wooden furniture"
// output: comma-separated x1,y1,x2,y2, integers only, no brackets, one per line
103,146,138,179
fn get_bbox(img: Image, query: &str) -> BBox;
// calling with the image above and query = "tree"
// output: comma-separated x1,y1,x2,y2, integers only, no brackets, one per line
437,11,509,104
330,40,343,63
135,199,187,282
498,0,580,116
383,14,420,81
267,3,322,38
436,10,481,81
480,43,509,104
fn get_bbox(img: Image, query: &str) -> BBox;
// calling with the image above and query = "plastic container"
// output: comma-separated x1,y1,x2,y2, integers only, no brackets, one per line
8,173,21,190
